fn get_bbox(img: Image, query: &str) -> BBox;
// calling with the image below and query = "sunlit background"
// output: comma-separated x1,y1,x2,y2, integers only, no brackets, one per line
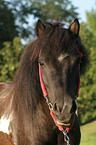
73,0,96,22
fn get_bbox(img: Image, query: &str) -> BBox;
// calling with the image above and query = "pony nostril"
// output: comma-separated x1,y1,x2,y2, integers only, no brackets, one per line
70,100,77,113
59,108,62,113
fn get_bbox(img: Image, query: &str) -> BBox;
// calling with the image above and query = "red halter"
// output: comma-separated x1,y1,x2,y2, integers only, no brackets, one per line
39,48,83,132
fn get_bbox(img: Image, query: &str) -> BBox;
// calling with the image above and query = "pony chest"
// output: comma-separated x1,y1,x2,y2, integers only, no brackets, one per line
0,115,12,135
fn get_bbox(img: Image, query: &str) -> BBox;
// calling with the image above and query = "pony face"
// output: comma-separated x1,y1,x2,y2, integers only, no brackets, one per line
37,19,86,127
39,48,80,126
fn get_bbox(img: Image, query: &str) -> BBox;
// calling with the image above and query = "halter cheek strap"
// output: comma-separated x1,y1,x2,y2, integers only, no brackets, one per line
39,52,47,97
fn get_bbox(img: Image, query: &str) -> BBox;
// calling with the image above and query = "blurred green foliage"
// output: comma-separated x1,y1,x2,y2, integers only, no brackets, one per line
86,8,96,38
0,0,18,48
0,37,23,81
7,0,78,39
78,12,96,124
27,0,78,22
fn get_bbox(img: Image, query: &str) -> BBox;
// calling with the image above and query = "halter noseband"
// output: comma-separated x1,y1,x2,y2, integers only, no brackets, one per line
38,48,83,144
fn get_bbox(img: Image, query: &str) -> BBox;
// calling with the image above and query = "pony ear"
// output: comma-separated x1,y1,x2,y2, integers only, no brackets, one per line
36,19,46,37
69,18,80,36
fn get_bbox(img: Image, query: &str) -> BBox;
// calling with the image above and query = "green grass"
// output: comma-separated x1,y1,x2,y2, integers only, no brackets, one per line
80,121,96,145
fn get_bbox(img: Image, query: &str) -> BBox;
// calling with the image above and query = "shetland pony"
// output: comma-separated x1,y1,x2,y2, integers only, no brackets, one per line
0,18,88,145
